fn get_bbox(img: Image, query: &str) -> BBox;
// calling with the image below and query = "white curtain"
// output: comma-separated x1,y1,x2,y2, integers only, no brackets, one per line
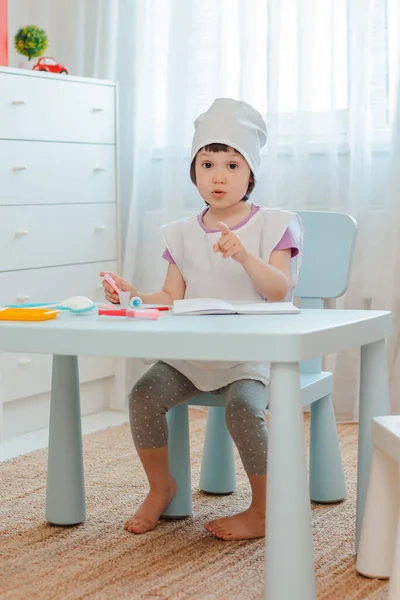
9,0,400,419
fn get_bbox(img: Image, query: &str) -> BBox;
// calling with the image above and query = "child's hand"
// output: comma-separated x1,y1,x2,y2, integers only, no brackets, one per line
100,271,136,304
213,222,248,263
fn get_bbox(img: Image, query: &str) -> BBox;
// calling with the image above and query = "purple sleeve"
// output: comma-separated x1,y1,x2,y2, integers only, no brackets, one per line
273,227,299,257
162,248,176,264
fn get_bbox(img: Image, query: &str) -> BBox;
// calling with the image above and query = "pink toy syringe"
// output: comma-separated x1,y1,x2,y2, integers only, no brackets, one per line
102,273,141,309
127,309,159,320
103,273,121,295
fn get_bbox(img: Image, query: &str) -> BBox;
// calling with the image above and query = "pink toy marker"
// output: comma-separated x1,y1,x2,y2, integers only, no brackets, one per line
103,273,121,295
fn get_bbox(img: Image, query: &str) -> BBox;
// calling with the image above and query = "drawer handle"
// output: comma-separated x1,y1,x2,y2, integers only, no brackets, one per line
94,225,107,232
14,230,29,237
16,294,30,302
11,100,26,105
92,107,104,112
18,358,32,366
93,167,106,172
13,165,28,171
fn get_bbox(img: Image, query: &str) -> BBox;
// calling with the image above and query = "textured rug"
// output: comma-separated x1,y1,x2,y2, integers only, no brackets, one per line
1,411,388,600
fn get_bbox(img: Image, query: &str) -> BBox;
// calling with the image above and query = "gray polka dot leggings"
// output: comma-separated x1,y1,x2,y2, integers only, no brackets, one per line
129,361,269,475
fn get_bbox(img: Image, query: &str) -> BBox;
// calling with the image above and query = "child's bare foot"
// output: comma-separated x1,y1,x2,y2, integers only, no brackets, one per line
124,479,176,534
204,508,265,541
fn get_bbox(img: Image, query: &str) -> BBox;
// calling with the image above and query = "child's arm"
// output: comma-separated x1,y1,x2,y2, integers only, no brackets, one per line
240,249,291,302
101,264,186,305
213,222,291,302
140,264,186,305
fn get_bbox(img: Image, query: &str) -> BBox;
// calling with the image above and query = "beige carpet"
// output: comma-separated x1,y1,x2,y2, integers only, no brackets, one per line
0,411,389,600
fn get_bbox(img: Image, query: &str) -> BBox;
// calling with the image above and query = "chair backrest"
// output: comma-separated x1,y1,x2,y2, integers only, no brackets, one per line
295,211,357,300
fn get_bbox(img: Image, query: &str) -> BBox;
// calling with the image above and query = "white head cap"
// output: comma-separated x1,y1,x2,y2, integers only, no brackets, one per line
191,98,267,179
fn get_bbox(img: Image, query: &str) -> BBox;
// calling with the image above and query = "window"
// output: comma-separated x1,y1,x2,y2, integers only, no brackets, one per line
138,0,398,148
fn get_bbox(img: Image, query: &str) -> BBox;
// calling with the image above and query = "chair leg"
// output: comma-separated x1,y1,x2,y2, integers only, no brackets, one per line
356,449,399,579
199,406,236,494
309,394,346,503
162,404,192,518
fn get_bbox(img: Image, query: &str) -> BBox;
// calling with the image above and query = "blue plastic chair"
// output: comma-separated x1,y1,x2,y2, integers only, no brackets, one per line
163,211,358,518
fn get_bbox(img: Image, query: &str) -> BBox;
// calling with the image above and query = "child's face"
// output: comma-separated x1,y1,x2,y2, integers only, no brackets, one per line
195,147,251,209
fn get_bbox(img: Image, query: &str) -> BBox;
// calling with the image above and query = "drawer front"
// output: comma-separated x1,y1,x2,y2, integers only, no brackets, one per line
0,73,115,143
0,140,116,206
0,261,117,306
0,261,118,401
0,204,117,271
0,354,115,403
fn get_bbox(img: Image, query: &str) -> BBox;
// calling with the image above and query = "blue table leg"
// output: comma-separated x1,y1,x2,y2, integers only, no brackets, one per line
265,362,316,600
357,339,391,549
45,355,85,525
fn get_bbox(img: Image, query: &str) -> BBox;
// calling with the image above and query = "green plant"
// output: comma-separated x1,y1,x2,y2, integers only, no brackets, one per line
14,25,48,61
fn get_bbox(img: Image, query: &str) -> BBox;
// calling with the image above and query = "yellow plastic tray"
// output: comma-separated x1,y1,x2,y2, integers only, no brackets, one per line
0,308,60,321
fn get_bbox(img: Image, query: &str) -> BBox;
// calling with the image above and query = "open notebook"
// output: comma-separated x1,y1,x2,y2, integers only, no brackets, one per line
172,298,300,316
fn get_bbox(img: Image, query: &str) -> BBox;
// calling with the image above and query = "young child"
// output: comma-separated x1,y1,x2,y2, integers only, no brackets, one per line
101,98,303,541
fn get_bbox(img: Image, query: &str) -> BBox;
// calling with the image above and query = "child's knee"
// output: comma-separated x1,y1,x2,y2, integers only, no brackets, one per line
128,376,157,413
128,380,144,409
225,395,265,436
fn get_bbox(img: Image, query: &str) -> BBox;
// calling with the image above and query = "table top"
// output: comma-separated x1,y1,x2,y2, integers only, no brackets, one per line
0,308,392,362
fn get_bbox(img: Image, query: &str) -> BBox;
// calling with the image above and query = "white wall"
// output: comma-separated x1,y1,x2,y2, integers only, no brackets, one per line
8,0,100,76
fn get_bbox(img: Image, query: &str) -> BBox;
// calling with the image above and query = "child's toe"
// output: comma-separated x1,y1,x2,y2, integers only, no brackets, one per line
206,522,229,537
124,516,137,528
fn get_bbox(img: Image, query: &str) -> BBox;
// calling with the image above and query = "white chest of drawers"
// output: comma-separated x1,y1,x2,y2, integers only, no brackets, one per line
0,67,120,440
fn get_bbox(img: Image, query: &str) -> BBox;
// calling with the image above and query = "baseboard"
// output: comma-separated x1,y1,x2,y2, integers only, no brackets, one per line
0,409,129,462
1,377,114,441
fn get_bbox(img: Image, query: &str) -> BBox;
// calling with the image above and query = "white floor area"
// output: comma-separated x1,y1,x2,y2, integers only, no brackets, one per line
0,410,129,462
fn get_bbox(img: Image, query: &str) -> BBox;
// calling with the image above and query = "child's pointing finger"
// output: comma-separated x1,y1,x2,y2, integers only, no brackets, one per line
218,221,231,235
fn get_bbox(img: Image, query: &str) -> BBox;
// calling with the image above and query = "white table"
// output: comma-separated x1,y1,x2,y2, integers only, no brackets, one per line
0,308,392,600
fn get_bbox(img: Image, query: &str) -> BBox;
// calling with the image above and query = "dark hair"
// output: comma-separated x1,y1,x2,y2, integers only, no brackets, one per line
190,143,255,202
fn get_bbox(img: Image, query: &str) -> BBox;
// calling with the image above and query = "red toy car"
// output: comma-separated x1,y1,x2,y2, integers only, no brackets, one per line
32,57,69,75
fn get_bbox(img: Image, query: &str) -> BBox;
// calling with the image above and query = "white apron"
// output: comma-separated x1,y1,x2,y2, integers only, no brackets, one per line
160,207,303,391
